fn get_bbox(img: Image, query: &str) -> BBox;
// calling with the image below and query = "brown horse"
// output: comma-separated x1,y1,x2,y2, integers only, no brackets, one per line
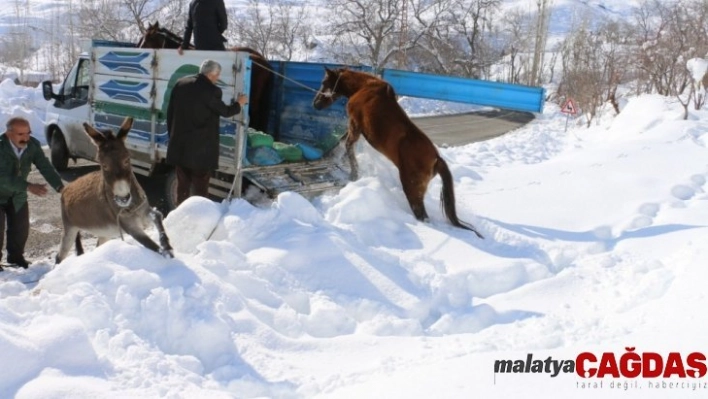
55,117,174,264
137,22,273,133
312,67,483,238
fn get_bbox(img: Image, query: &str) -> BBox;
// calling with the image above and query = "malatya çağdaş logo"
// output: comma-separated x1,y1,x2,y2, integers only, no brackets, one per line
494,348,707,378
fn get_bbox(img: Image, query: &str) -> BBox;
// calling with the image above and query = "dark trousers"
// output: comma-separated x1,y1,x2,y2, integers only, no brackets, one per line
176,166,211,206
0,201,29,262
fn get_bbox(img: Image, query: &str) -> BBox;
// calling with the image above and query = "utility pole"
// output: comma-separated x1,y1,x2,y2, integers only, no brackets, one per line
398,0,408,69
530,0,551,86
68,0,76,62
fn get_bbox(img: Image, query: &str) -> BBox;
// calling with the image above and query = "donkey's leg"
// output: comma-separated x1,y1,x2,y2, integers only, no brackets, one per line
121,220,160,253
96,237,110,247
120,218,172,258
149,208,174,258
345,123,362,181
56,226,80,264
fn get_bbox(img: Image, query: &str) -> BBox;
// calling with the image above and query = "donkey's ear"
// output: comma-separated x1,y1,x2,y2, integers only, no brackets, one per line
83,123,105,144
117,117,133,141
324,66,334,75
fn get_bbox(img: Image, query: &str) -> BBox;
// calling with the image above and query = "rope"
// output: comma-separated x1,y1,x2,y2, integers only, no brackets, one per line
248,58,323,95
105,177,148,242
116,208,126,241
138,34,326,96
323,72,343,98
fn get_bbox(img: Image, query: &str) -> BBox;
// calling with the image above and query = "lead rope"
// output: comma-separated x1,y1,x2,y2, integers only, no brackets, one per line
116,208,126,241
248,58,337,96
111,176,148,242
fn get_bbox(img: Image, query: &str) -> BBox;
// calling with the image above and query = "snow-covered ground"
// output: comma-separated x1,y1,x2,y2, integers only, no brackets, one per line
1,72,707,398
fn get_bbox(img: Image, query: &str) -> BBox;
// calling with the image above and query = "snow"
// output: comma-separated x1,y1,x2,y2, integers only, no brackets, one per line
2,74,708,397
687,58,708,85
0,79,50,143
1,0,708,396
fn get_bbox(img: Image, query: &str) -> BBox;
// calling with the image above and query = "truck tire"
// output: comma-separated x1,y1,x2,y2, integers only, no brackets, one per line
165,169,179,211
50,130,69,171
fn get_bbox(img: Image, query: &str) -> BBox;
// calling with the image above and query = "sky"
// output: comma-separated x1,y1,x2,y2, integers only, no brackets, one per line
2,0,708,398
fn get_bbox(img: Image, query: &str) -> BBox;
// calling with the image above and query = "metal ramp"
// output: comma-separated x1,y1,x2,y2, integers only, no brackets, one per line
242,158,349,198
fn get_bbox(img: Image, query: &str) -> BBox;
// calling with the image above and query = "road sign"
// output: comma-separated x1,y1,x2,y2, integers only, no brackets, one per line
560,98,578,115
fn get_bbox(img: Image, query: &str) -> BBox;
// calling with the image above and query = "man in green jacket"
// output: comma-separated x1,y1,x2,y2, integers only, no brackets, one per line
1,117,64,268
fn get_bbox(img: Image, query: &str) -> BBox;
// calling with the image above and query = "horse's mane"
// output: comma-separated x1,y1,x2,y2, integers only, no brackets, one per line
138,22,184,48
231,47,260,56
337,68,394,96
158,27,183,44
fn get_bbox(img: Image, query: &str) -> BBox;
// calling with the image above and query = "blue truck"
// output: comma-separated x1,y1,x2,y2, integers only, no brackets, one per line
41,41,544,209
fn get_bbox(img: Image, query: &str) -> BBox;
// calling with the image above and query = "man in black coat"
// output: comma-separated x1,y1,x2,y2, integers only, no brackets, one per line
166,59,247,206
178,0,229,54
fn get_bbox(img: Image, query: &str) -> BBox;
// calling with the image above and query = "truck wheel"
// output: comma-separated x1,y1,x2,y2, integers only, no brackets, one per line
165,169,179,211
50,130,69,171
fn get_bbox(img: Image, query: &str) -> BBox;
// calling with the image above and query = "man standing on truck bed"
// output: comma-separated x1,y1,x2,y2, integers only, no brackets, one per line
178,0,229,54
0,117,64,269
166,59,247,206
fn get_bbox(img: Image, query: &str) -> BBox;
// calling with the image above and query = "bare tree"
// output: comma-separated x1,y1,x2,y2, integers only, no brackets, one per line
326,0,403,71
0,0,32,82
76,0,187,43
229,0,276,57
597,20,633,115
411,0,501,78
270,1,312,61
228,0,312,61
403,0,454,71
557,16,606,127
32,0,82,81
447,0,502,78
631,0,704,96
496,7,534,84
405,0,455,74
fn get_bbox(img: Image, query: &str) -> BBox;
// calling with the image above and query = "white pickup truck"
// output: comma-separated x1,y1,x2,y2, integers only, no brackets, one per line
42,40,354,209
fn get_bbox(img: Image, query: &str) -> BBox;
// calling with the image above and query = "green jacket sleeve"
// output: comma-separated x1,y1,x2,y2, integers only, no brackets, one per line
32,145,64,192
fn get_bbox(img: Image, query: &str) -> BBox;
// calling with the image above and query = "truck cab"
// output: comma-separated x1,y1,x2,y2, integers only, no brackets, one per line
44,55,95,168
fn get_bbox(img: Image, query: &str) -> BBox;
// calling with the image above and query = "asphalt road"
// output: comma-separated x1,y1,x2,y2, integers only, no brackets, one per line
413,110,535,147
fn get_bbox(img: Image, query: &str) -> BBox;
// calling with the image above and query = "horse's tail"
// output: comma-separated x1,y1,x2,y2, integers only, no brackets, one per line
435,155,484,238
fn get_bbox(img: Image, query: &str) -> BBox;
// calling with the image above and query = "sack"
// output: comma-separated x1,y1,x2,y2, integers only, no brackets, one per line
273,142,303,162
247,131,274,148
296,143,323,160
319,131,345,154
247,146,283,165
